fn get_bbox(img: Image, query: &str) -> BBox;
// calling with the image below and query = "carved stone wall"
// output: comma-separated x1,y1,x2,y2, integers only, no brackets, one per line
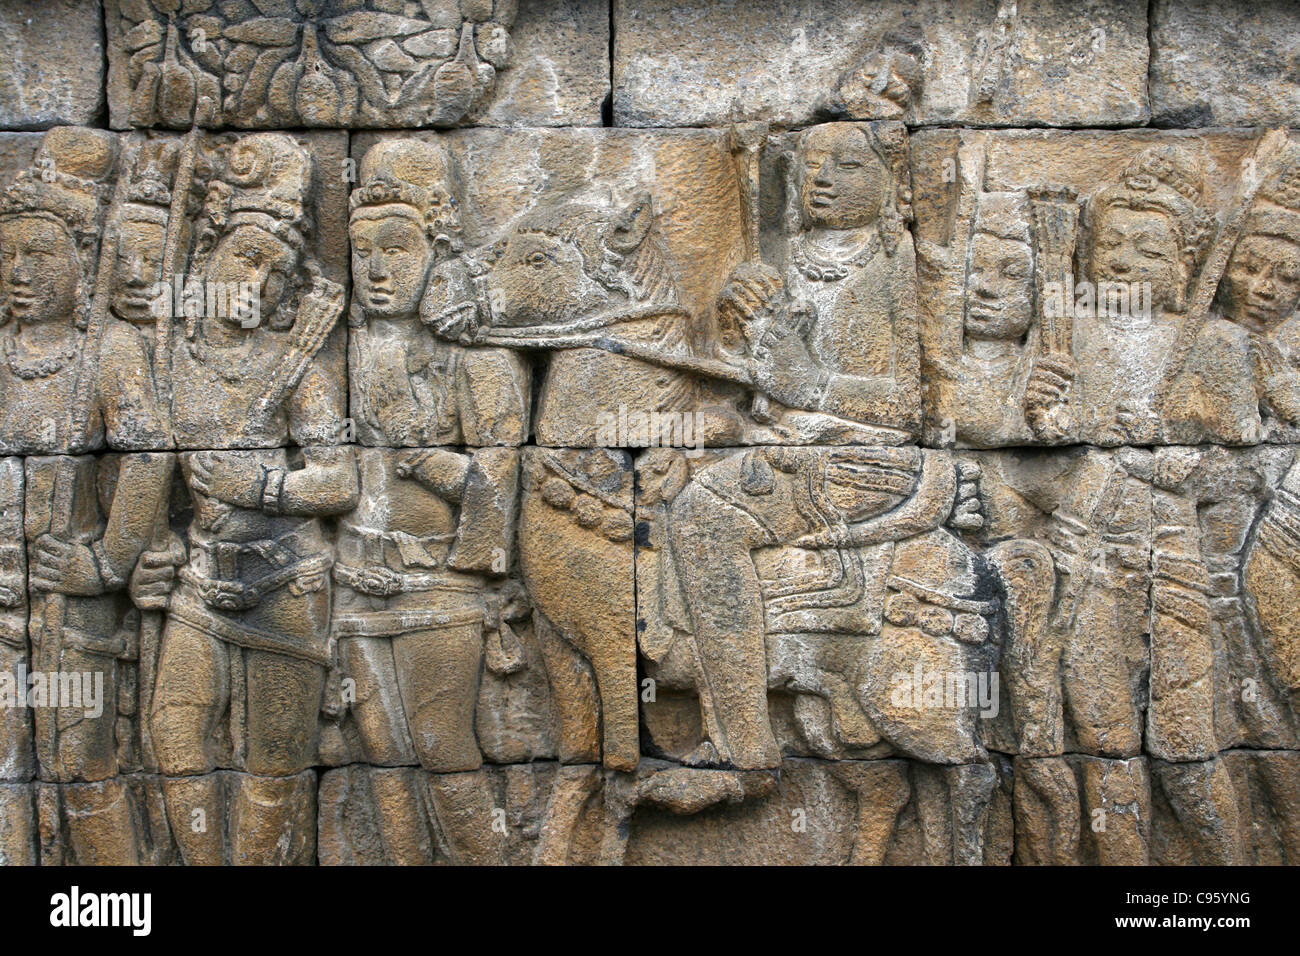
0,0,1297,866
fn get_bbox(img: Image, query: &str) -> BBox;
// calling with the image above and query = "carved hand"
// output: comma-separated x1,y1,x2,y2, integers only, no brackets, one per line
294,275,347,345
425,300,483,345
1024,354,1076,426
30,535,107,597
948,460,985,532
395,448,470,501
129,532,188,611
750,327,828,411
717,262,786,350
1253,337,1300,426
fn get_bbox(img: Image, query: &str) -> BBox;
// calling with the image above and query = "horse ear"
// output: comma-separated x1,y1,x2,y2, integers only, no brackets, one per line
608,191,655,252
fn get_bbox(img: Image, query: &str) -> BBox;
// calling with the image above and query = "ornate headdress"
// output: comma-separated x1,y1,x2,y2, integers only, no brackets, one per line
0,127,118,329
1087,145,1214,264
121,138,182,228
189,133,317,335
349,139,463,253
201,133,313,253
972,190,1032,243
0,127,117,250
1244,140,1300,245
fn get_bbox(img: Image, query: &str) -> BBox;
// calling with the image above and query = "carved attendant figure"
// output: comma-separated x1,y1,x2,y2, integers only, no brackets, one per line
0,128,173,862
335,139,526,864
722,122,922,443
150,133,358,865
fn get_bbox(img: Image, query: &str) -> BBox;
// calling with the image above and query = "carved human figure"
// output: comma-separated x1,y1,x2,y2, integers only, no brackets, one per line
1029,146,1256,444
1244,455,1300,724
1213,141,1300,437
149,133,357,865
348,139,528,447
334,139,528,864
0,129,176,862
111,140,186,347
633,443,1005,861
648,447,985,766
923,189,1043,445
716,122,922,443
982,443,1242,863
0,128,170,455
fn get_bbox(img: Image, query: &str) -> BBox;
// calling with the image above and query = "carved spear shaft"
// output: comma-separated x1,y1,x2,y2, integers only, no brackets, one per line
730,121,776,422
33,457,78,775
154,126,199,421
37,138,142,770
68,136,142,449
137,127,198,770
1026,186,1079,442
1154,129,1293,427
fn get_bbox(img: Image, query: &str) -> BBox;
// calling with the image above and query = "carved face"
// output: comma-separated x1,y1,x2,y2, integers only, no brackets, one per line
1219,233,1300,333
1089,205,1185,312
487,230,609,327
799,127,886,230
113,219,167,323
350,213,431,318
205,223,296,327
0,216,81,325
966,232,1034,341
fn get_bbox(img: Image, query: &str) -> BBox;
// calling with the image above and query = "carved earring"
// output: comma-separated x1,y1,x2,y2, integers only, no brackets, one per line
779,150,803,235
74,279,92,331
1171,248,1196,313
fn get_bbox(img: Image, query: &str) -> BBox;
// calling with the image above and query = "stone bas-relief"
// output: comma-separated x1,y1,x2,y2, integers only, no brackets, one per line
613,0,1149,129
0,1,105,131
914,128,1300,449
633,442,1300,864
351,122,924,448
4,0,1300,868
108,0,515,129
0,125,349,456
106,0,608,131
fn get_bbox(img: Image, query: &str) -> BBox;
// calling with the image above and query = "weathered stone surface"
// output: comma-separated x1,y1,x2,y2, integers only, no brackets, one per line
0,127,349,455
623,757,1013,865
1014,750,1300,865
351,123,925,446
25,453,173,785
614,0,1148,129
0,783,35,865
466,0,609,127
318,757,1013,865
36,771,316,865
636,445,998,769
1150,0,1300,128
0,1,104,130
107,0,605,130
0,459,31,786
913,128,1300,448
162,130,350,451
2,3,1300,869
971,444,1300,762
0,134,42,177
